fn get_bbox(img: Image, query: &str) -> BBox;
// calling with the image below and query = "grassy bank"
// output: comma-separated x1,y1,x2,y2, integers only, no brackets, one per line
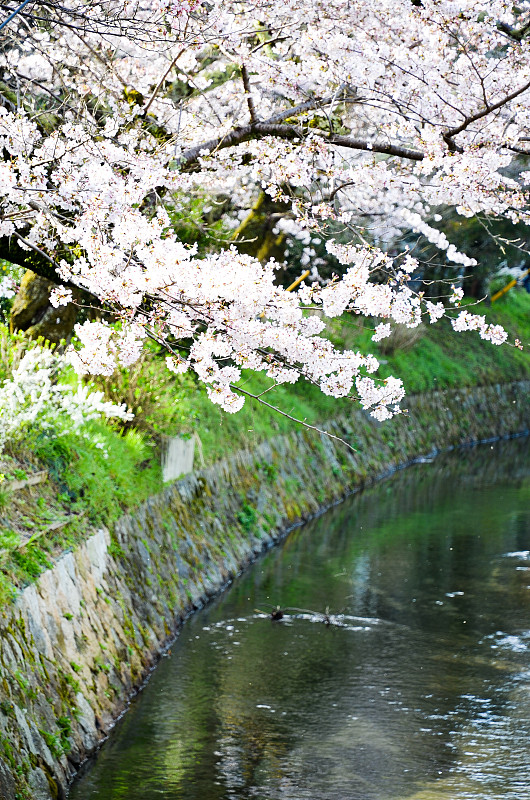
0,289,528,601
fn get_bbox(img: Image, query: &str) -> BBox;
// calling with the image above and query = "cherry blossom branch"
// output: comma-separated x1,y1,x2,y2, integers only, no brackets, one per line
0,0,522,428
180,121,424,167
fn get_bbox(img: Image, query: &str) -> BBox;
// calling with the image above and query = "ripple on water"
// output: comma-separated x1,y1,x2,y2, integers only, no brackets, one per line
503,550,530,559
481,630,530,653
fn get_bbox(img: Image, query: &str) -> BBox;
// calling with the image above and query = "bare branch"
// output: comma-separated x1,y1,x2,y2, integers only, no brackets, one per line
241,64,258,124
180,120,424,168
12,232,55,264
232,384,356,452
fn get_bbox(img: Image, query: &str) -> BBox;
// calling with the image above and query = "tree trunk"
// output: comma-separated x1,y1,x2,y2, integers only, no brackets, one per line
10,270,78,344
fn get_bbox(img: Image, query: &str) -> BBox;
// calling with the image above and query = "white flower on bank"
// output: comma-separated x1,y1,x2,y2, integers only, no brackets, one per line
0,346,133,453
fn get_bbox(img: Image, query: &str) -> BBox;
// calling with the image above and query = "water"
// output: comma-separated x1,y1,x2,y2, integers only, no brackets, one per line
70,438,530,800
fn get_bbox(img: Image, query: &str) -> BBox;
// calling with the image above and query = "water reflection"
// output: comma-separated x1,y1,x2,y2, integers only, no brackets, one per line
70,437,530,800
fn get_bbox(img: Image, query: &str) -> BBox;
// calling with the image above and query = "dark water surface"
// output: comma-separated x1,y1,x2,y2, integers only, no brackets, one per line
70,438,530,800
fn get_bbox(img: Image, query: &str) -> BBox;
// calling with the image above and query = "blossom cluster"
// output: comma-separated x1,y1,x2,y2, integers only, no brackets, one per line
451,311,508,345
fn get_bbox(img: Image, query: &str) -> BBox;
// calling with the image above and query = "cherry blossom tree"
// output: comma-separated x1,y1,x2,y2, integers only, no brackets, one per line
0,0,527,421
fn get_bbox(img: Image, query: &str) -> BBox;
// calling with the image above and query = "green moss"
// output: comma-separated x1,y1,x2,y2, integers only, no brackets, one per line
39,729,64,760
236,503,258,533
0,734,16,768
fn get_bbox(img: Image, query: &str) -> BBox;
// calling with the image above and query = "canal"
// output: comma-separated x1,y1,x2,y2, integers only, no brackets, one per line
70,437,530,800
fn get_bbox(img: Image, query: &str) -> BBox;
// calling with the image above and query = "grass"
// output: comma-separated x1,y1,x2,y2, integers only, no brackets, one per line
32,424,161,526
0,422,162,601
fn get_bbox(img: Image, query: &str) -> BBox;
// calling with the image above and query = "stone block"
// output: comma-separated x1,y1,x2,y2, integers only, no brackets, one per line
161,436,195,482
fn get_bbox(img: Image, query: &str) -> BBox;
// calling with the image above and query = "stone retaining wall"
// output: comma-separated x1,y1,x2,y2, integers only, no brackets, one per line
0,381,528,800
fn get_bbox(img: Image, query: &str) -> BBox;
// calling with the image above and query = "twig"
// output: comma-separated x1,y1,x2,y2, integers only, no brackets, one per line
20,510,87,549
13,232,55,264
143,48,186,116
231,384,356,452
0,0,34,32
